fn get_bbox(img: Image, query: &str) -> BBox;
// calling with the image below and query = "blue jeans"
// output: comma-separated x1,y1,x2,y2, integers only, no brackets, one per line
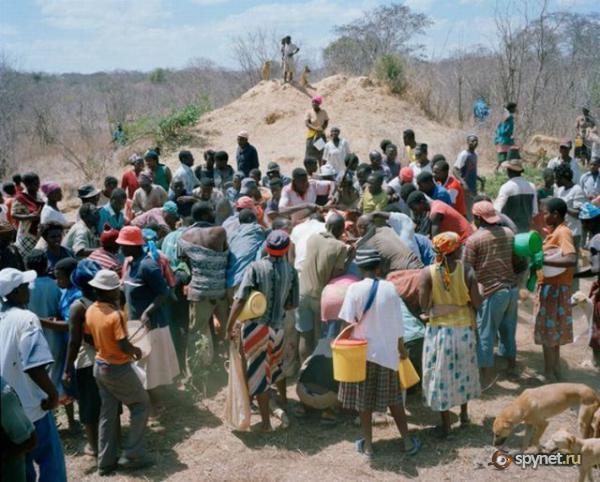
476,287,518,368
25,412,66,482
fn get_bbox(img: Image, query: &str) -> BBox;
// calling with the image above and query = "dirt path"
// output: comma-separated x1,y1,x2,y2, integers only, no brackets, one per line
59,280,598,481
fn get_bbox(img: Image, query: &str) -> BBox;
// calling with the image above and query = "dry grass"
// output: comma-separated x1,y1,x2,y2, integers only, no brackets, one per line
56,280,599,481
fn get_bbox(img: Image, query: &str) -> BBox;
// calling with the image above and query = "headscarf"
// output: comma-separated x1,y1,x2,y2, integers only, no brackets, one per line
99,225,120,248
41,182,60,197
71,259,101,290
432,231,461,290
142,228,159,262
312,95,323,105
162,200,179,218
399,167,414,183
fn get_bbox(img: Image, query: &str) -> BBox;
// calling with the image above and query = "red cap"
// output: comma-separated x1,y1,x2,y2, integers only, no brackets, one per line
400,167,414,183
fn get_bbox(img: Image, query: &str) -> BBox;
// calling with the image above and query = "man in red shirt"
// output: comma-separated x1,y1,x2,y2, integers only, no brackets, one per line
433,158,467,217
120,155,144,199
407,191,474,242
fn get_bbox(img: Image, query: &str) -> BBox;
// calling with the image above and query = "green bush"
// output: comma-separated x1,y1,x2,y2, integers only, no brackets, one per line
123,96,211,147
373,54,407,94
148,68,168,84
483,165,543,199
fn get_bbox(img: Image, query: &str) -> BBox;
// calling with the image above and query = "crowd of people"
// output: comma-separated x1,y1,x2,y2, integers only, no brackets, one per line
1,96,599,479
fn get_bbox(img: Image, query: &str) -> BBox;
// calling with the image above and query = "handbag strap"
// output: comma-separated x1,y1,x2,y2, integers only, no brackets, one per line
357,278,379,324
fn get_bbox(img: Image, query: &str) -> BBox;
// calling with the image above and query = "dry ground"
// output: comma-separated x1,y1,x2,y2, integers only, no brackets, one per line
57,279,599,482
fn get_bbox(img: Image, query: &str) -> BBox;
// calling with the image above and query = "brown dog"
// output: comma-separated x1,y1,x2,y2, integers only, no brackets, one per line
261,61,271,81
300,65,311,88
493,383,600,450
543,429,600,482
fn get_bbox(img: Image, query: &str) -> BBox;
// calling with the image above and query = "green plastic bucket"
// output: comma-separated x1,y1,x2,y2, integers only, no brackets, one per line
513,231,543,257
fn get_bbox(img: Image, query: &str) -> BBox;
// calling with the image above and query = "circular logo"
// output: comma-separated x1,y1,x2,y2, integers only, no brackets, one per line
488,450,512,470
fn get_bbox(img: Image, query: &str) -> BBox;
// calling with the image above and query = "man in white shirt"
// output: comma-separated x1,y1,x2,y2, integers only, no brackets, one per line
580,157,600,199
322,127,350,174
0,268,67,481
493,159,538,233
172,150,199,195
547,139,581,183
279,168,333,209
289,214,326,272
409,143,432,184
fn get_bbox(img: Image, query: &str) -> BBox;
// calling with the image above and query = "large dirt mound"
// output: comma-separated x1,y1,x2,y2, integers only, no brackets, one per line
185,75,468,173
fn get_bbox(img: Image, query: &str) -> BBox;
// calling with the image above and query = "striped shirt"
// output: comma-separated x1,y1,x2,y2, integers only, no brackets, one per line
235,257,299,329
463,225,517,297
88,248,122,276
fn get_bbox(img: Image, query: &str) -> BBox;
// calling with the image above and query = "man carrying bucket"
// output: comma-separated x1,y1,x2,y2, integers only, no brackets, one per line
226,230,299,432
335,247,421,458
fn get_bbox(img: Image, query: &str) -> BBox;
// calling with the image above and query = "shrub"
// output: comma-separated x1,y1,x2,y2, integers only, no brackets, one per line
373,54,407,94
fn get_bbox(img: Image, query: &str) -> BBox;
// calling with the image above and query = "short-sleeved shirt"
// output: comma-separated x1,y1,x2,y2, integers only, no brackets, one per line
442,176,466,216
235,257,299,329
554,184,586,237
305,108,329,139
538,223,576,286
580,171,600,198
40,204,69,227
290,219,326,271
339,278,404,371
547,157,581,184
364,226,423,275
46,246,73,278
0,306,54,423
493,176,538,233
279,180,333,208
172,163,200,195
88,248,122,276
132,185,168,215
431,184,453,205
430,200,474,242
62,220,99,256
85,302,130,364
28,276,61,319
299,232,349,298
454,150,478,194
97,203,125,233
409,161,431,183
463,225,517,297
123,255,170,329
121,170,139,199
359,190,388,213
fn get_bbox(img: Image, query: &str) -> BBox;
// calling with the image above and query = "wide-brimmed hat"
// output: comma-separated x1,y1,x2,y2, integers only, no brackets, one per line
89,269,121,291
501,158,524,172
0,268,36,298
116,226,144,246
78,184,100,199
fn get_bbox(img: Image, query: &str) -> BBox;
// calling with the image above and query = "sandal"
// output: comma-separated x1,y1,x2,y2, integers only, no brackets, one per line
355,438,373,459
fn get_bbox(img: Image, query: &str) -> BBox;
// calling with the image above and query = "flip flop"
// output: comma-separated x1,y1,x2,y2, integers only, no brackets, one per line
355,438,373,459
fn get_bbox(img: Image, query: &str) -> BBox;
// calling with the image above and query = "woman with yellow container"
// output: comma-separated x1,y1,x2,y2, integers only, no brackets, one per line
335,247,421,458
419,232,482,439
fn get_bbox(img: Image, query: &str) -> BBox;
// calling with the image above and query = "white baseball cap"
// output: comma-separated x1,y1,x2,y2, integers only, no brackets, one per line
89,269,121,291
0,269,37,298
320,164,337,177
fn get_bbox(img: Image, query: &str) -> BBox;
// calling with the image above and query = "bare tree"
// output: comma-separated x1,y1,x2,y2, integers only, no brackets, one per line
230,28,281,88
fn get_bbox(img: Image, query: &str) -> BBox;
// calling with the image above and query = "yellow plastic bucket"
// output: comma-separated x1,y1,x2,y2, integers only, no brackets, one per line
398,358,420,389
331,325,367,382
238,291,267,321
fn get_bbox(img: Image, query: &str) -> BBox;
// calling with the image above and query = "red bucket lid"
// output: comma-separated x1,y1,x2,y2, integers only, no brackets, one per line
332,339,367,347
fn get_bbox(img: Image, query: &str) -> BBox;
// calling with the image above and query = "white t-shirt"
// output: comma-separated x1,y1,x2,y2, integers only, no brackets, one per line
322,138,350,174
0,307,54,423
338,278,404,371
290,219,326,271
554,184,586,237
40,204,69,227
409,161,432,185
279,180,333,208
547,157,582,184
493,176,539,215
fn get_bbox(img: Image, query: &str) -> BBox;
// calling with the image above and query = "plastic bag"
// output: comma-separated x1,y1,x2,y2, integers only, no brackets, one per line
225,342,251,431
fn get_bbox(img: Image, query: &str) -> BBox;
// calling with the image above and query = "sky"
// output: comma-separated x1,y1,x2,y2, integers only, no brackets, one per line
0,0,598,73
